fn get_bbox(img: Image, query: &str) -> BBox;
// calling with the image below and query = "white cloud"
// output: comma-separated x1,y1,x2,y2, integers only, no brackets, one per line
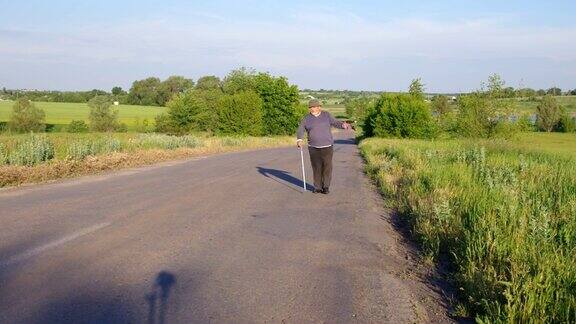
1,9,575,90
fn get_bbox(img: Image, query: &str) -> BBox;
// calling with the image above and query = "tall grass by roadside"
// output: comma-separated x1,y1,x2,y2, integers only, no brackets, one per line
0,133,293,187
360,136,576,322
3,134,55,166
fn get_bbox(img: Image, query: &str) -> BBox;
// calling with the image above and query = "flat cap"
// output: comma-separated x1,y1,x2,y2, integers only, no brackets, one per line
308,99,321,107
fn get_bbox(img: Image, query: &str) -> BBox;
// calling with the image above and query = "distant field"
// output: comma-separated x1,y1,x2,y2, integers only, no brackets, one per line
0,100,166,128
516,131,576,157
510,96,576,113
323,105,347,118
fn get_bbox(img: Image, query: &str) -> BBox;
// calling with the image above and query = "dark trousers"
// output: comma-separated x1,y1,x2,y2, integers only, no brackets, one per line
308,146,334,190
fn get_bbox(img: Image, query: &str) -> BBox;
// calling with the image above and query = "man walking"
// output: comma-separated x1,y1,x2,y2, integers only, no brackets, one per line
297,99,350,194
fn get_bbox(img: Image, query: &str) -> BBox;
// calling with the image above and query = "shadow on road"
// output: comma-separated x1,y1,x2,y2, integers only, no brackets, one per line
146,271,177,324
257,167,314,192
22,271,177,324
334,138,357,145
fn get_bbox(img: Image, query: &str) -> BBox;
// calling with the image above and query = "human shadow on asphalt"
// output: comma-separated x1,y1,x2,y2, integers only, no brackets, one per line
334,138,356,145
257,167,314,192
28,286,138,324
146,271,177,324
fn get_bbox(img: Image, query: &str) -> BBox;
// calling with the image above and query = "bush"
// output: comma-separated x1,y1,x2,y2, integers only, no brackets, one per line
133,118,153,133
67,137,122,160
345,97,372,122
454,94,494,137
217,91,263,136
8,134,54,166
9,98,46,133
556,115,576,133
0,143,7,165
88,95,119,132
130,134,203,150
115,123,128,133
431,95,451,115
454,92,519,138
154,113,174,133
166,91,208,134
517,113,536,132
254,73,302,135
221,69,303,135
67,120,89,133
536,95,563,132
363,93,437,138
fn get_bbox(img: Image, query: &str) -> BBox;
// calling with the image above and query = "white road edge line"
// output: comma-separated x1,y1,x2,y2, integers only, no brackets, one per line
0,222,112,268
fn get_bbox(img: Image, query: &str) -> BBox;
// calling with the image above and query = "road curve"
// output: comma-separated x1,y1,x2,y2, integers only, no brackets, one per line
0,131,451,323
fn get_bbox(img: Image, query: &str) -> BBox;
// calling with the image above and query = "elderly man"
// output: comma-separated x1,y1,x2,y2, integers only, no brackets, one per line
297,99,350,194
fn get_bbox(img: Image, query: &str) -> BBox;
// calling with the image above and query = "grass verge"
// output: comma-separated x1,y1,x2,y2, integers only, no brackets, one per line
359,134,576,322
0,133,293,188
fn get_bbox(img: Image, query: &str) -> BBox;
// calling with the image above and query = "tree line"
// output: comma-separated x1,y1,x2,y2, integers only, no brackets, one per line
156,68,306,136
347,74,576,140
0,75,194,106
3,68,307,136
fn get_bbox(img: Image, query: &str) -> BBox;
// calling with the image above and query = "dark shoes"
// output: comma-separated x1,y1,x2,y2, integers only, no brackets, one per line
313,189,323,193
313,187,330,194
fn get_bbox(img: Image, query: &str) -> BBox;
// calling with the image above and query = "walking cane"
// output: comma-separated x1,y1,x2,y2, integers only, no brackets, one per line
299,147,307,192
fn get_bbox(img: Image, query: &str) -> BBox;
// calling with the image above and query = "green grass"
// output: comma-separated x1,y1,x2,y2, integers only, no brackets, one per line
515,132,576,158
360,132,576,323
0,132,293,163
323,105,347,118
0,100,166,129
508,96,576,113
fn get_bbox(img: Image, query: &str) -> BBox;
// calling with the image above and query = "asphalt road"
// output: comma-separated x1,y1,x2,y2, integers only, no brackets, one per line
0,131,451,323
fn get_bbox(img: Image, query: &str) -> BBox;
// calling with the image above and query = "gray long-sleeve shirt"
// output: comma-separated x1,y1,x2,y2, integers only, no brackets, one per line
296,111,345,147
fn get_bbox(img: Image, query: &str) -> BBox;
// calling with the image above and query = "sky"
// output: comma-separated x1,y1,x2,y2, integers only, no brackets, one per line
1,0,575,92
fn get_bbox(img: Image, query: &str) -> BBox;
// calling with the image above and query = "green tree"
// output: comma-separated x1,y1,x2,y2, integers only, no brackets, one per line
67,120,89,133
127,77,162,105
222,68,257,94
555,114,575,133
546,87,562,96
431,95,455,132
192,89,223,132
111,86,124,95
486,73,505,98
88,95,118,132
195,75,222,91
536,95,563,132
253,72,303,135
154,113,174,133
454,93,497,138
158,76,194,106
216,91,263,136
502,86,515,98
165,88,224,134
408,78,425,99
166,92,204,134
345,97,372,122
431,95,450,115
363,94,437,138
9,98,46,132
